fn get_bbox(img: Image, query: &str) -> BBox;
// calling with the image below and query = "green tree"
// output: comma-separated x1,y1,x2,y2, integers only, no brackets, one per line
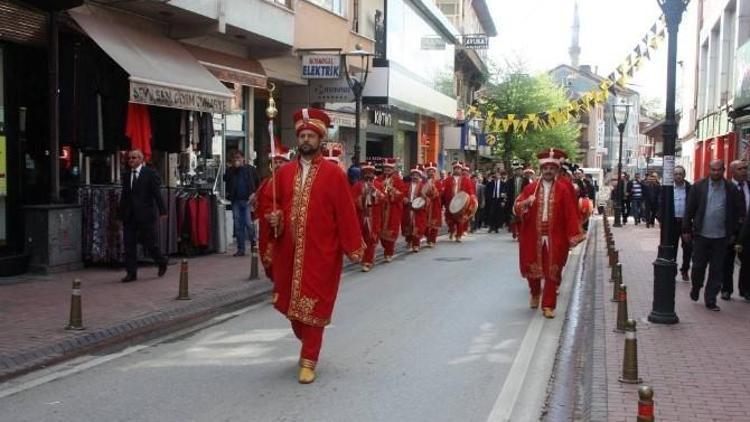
478,61,581,168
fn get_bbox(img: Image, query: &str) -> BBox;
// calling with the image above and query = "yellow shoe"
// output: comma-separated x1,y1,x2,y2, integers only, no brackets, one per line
542,308,555,319
298,366,316,384
455,237,462,243
426,242,435,248
384,255,393,263
412,246,419,253
449,233,454,241
529,295,540,309
362,264,372,272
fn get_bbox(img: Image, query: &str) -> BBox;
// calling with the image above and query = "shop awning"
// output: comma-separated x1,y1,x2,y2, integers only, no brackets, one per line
184,45,267,89
68,8,233,114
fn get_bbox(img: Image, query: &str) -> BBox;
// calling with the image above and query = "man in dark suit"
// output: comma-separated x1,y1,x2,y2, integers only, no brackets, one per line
120,149,168,282
721,160,749,300
682,159,745,311
670,166,692,281
485,169,511,233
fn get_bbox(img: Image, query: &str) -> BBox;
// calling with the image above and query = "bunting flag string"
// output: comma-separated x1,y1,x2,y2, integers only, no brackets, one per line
467,13,667,136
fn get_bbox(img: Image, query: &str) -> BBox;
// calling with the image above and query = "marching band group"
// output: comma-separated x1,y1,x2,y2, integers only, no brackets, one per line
254,108,591,384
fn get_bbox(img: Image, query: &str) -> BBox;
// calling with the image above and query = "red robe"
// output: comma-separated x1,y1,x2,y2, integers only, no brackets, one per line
267,156,365,327
350,179,384,244
402,180,428,241
424,178,443,230
513,179,585,283
255,177,275,278
379,175,407,242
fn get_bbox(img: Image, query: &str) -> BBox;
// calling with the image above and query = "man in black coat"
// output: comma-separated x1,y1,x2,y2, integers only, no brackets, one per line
682,160,745,311
485,169,511,233
721,160,750,300
670,165,692,281
120,150,168,282
223,150,260,256
642,172,661,228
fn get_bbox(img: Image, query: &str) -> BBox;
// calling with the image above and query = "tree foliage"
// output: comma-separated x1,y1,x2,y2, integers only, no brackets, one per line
478,61,581,167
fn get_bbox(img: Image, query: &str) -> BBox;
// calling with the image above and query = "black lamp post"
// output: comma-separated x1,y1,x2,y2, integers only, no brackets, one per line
612,101,631,228
341,44,373,166
648,0,688,325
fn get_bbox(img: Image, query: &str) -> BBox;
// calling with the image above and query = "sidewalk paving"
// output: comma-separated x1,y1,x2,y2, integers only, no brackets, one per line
601,219,750,422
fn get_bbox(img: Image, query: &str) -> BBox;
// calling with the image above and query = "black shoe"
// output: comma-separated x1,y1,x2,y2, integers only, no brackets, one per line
706,303,721,311
721,292,731,301
158,261,168,277
121,274,137,283
690,286,700,302
680,271,690,282
234,250,246,257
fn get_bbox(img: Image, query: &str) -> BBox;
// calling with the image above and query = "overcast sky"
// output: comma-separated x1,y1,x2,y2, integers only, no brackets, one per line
485,0,681,103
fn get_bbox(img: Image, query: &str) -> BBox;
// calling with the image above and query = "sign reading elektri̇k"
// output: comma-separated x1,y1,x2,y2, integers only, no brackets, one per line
302,55,341,79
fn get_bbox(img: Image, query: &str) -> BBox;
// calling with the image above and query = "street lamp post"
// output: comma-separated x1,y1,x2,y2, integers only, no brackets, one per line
648,0,688,325
341,44,374,166
612,102,631,228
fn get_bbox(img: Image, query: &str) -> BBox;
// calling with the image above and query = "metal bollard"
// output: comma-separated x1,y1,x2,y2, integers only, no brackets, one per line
637,386,655,422
615,285,629,332
176,259,191,300
249,245,259,280
619,319,643,384
65,279,85,330
612,264,623,301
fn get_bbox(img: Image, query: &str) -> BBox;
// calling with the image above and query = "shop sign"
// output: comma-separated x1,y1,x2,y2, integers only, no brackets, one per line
301,55,341,79
130,81,229,114
462,35,489,50
370,109,392,127
327,111,357,128
420,37,446,50
735,41,750,109
310,78,355,103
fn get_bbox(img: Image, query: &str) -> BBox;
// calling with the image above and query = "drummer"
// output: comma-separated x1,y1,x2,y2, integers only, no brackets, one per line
442,161,475,242
403,166,428,252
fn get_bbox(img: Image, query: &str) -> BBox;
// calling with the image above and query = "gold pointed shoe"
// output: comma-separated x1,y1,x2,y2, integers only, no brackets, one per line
384,255,393,263
361,263,372,272
542,308,556,319
298,366,316,384
529,295,540,309
449,233,454,241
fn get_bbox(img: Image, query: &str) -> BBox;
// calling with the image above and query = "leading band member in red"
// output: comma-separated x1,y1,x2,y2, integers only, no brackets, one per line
379,158,406,262
513,148,584,319
265,108,365,384
255,140,292,279
423,162,443,247
402,166,428,252
351,162,384,272
442,161,474,242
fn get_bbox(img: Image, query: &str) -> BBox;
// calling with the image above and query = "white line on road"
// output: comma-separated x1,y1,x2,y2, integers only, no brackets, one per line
0,303,267,400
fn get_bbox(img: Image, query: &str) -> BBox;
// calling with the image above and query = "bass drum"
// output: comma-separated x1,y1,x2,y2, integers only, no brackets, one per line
411,197,426,210
449,191,470,215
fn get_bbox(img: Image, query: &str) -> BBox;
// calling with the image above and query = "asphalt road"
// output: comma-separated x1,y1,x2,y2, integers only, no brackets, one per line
1,231,580,422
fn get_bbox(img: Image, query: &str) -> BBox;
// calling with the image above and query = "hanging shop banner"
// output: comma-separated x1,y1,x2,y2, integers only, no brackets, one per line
129,80,230,114
301,55,341,79
420,37,446,50
463,35,489,50
310,78,355,103
734,40,750,110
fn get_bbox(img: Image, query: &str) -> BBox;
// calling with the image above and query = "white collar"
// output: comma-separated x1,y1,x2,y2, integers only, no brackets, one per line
133,164,143,173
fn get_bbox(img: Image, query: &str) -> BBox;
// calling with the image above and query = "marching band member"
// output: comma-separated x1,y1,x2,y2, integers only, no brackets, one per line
402,166,428,252
442,161,475,242
423,162,443,247
379,158,407,262
264,108,364,384
513,148,584,319
350,162,384,272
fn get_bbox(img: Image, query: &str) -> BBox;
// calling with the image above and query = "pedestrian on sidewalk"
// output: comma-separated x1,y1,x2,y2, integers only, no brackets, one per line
224,150,260,257
721,160,750,300
627,173,643,225
264,108,365,384
508,164,529,239
670,166,693,281
643,172,661,228
119,149,168,283
485,169,511,233
471,173,486,233
513,148,585,319
682,159,745,311
619,172,631,224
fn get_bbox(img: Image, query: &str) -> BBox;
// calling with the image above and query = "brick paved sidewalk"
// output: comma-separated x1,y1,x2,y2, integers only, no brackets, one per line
601,219,750,422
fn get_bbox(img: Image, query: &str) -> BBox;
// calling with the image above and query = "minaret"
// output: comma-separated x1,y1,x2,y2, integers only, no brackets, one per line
569,0,581,68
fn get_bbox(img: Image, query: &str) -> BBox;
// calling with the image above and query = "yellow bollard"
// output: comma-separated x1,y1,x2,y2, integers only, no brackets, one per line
65,279,85,330
176,259,191,300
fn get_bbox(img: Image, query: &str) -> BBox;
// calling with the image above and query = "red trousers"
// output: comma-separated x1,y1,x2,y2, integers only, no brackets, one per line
406,235,421,249
446,215,466,238
527,243,557,309
381,239,396,257
363,239,378,265
291,320,324,367
426,227,439,244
